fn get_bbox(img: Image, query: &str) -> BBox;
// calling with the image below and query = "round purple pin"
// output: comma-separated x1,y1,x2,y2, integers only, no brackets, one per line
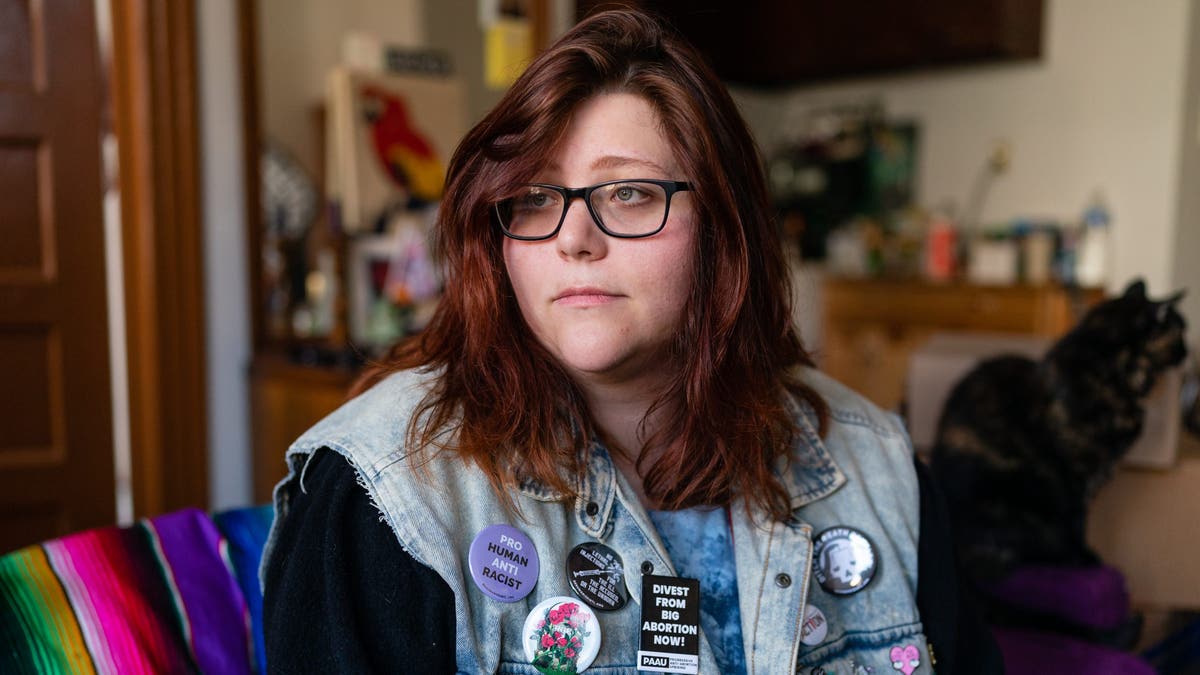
468,524,540,602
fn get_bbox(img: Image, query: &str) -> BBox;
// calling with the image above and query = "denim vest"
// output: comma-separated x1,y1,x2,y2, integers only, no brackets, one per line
263,367,933,675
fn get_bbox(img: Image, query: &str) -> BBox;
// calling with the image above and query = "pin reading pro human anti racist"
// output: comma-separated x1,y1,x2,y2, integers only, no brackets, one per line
467,524,539,602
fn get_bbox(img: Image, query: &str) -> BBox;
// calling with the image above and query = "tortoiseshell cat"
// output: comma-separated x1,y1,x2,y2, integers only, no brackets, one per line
930,280,1187,582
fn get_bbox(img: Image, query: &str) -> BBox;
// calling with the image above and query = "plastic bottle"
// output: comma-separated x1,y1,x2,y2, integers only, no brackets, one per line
923,209,958,282
1075,191,1111,288
1055,226,1078,286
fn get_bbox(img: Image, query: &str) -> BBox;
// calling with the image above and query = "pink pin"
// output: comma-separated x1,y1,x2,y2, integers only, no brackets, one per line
889,644,921,675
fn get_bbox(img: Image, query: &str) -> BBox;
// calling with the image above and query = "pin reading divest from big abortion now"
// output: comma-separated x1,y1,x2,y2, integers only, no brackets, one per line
638,575,700,674
468,524,540,602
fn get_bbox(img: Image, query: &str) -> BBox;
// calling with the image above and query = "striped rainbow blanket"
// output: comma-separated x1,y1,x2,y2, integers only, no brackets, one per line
0,506,273,674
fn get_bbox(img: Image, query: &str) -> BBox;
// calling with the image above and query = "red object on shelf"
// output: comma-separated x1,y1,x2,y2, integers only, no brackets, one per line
923,216,958,281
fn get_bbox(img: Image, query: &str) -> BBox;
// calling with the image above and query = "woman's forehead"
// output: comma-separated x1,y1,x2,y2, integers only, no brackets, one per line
543,93,683,178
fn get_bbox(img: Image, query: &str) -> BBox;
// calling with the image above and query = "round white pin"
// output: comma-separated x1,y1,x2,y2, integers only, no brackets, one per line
800,603,829,646
522,596,601,673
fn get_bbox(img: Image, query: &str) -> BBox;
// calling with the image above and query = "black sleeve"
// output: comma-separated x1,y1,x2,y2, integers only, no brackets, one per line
263,449,457,674
914,456,1006,674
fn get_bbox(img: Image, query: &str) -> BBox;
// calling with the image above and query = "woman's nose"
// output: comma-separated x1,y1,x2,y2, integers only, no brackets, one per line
556,198,607,259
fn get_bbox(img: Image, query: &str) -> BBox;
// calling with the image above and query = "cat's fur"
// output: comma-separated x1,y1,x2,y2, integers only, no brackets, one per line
929,280,1187,582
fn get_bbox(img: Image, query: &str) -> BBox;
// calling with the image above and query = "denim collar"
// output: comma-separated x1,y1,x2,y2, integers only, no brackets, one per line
515,439,617,539
516,399,846,527
780,395,847,509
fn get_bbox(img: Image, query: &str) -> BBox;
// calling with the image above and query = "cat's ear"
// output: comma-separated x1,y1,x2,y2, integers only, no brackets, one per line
1163,288,1186,306
1155,289,1186,322
1123,279,1147,300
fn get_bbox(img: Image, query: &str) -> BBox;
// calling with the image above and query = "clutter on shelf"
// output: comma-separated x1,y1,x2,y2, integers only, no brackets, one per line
768,100,919,262
257,37,466,360
769,99,1114,289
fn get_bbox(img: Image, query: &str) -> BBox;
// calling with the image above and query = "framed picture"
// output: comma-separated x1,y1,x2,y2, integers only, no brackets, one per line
326,67,464,233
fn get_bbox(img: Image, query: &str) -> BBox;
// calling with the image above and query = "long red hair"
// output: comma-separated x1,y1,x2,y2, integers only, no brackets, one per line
352,8,828,521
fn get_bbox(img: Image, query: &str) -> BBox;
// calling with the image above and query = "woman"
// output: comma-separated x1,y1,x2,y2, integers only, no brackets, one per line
262,9,1001,674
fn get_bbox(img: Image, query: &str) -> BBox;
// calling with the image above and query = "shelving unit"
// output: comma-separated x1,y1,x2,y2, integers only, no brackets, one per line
821,277,1103,410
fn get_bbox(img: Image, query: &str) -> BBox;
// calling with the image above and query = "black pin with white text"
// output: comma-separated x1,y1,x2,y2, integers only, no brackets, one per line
638,574,700,674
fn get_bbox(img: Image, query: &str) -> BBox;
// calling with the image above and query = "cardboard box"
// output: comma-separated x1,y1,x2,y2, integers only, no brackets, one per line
1088,434,1200,610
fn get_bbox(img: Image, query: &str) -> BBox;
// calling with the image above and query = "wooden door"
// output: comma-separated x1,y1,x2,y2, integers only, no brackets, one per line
0,0,115,552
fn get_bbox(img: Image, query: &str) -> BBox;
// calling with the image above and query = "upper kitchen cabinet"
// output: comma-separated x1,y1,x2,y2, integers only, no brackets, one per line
577,0,1044,86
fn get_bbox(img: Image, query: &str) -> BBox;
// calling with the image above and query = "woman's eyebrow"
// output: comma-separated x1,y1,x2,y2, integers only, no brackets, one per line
589,155,670,174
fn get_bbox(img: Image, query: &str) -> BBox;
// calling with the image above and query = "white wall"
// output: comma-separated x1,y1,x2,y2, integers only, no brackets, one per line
425,0,503,125
733,0,1193,299
258,0,425,177
426,0,578,126
198,0,252,510
1173,0,1200,343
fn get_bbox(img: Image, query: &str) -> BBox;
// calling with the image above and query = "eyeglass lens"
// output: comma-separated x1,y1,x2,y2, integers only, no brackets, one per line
499,181,671,238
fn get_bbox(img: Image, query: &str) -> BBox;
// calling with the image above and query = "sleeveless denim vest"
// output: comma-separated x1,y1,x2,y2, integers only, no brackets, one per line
262,367,934,675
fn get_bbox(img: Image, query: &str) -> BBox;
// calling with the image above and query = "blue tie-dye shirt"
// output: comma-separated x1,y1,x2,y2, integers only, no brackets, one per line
648,507,747,675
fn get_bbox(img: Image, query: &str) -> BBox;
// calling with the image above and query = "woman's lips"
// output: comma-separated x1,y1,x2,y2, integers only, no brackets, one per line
553,287,621,306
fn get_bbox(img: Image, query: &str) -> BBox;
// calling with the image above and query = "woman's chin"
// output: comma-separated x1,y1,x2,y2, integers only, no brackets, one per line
560,353,634,380
557,349,671,391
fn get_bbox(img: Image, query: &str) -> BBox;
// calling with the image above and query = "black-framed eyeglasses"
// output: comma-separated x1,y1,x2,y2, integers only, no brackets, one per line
494,179,693,241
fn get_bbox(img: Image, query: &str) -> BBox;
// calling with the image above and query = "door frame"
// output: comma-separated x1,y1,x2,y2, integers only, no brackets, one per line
109,0,209,517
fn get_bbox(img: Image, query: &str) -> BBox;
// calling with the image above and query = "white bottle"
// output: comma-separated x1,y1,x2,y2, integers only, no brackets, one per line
1075,191,1111,288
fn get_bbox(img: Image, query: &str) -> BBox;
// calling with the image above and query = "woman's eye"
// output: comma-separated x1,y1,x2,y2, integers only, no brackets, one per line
613,185,646,203
518,191,552,210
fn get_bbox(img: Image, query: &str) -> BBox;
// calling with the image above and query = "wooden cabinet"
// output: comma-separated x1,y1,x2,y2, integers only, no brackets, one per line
577,0,1044,86
821,279,1102,410
249,354,357,503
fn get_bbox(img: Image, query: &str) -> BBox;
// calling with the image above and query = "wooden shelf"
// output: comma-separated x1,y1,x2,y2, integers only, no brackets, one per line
249,354,358,503
820,278,1103,410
